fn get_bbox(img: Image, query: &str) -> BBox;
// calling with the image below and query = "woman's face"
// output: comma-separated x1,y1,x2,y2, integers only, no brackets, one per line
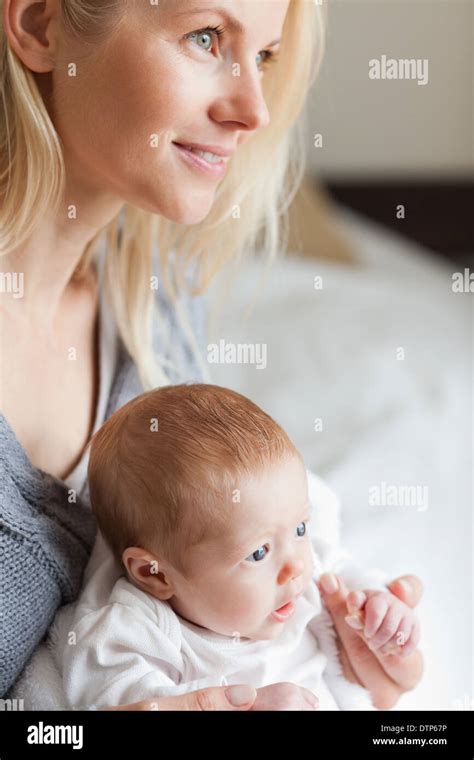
47,0,290,225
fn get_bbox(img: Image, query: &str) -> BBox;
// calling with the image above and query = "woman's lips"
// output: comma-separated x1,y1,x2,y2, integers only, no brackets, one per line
172,142,229,180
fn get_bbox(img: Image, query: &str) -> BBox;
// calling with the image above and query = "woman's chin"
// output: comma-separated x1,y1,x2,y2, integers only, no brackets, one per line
152,196,215,226
174,206,213,226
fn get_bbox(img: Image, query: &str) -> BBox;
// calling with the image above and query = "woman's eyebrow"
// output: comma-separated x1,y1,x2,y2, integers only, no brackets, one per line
172,5,281,47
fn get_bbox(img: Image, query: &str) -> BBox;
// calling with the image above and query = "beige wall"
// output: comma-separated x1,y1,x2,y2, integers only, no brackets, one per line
304,0,473,180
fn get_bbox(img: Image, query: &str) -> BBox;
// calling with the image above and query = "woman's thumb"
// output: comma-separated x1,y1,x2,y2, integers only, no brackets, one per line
224,685,257,709
186,684,257,711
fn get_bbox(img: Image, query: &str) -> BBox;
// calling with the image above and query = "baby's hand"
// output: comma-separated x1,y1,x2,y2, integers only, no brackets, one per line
344,589,419,658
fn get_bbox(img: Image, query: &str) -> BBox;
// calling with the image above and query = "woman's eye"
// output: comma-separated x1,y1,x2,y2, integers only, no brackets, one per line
256,50,274,69
296,521,306,537
245,545,269,563
185,27,278,72
185,26,224,53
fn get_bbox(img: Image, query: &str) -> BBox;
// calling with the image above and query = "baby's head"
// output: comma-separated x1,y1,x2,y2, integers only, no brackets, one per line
88,383,314,641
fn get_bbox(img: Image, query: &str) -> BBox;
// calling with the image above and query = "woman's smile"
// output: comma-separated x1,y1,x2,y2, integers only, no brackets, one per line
172,141,231,180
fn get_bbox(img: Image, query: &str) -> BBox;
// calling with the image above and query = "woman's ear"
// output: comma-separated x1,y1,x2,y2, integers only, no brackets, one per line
122,546,175,600
3,0,59,73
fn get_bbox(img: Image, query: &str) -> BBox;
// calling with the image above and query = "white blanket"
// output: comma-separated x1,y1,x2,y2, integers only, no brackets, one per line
205,205,472,710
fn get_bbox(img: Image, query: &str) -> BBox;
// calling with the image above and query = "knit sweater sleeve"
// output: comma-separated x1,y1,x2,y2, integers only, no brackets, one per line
0,417,97,697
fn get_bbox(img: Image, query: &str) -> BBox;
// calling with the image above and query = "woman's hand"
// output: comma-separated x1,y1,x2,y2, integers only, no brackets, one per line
318,573,424,710
103,681,319,711
102,684,257,711
250,682,319,710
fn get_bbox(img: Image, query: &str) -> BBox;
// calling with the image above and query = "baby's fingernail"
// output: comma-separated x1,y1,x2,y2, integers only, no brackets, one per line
320,574,339,594
344,614,364,630
347,591,365,613
396,579,411,594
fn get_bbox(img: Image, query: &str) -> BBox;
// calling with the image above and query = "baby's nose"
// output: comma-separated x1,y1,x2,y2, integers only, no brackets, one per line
277,557,305,586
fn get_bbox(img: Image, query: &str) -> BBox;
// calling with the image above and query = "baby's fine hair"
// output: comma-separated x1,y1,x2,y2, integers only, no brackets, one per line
88,383,300,574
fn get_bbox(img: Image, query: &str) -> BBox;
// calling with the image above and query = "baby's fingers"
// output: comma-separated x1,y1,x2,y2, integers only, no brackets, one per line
363,595,389,641
368,605,403,650
345,591,367,624
380,616,413,656
347,590,366,611
373,619,424,692
398,618,420,658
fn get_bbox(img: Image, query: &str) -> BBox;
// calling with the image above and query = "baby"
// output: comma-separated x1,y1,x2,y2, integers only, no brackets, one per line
61,383,420,710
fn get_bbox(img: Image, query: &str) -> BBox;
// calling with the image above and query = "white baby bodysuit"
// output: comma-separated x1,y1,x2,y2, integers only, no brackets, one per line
57,470,387,710
62,570,368,710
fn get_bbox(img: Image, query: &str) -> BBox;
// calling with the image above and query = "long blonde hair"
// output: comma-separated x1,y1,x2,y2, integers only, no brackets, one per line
0,0,327,390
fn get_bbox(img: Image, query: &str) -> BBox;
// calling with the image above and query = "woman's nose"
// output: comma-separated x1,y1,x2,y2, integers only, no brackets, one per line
210,67,271,133
277,556,305,587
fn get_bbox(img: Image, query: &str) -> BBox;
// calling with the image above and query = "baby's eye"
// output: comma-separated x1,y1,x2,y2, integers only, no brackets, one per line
245,545,269,563
296,521,307,537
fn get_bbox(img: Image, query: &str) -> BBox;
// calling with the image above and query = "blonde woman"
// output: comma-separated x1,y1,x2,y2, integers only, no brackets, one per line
0,0,423,710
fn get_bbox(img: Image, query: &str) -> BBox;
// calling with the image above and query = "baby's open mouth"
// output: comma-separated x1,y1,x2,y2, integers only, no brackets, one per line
270,588,305,623
271,600,296,622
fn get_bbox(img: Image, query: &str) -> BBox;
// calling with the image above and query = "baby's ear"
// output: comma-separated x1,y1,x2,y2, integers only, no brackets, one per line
122,547,174,599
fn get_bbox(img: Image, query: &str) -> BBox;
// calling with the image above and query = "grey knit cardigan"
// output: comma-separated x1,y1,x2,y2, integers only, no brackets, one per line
0,281,207,696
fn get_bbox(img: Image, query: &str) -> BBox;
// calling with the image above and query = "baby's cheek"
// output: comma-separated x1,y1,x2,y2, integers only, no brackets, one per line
216,581,266,632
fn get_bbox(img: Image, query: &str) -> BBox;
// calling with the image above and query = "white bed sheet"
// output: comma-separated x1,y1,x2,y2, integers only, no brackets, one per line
204,205,473,710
